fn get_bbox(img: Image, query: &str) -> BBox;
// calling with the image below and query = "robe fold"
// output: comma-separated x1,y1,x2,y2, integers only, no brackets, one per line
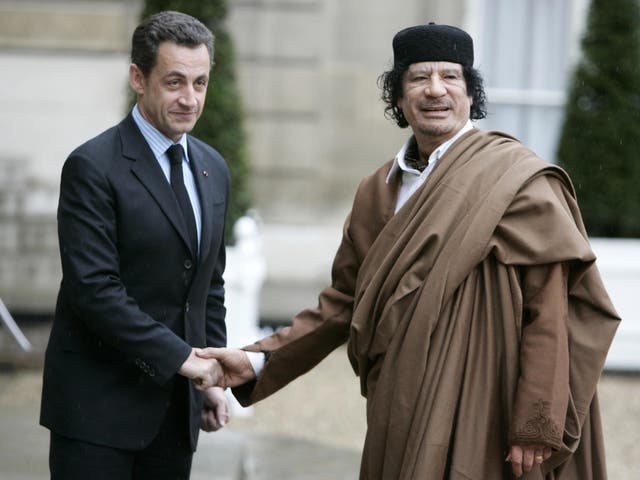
235,129,619,479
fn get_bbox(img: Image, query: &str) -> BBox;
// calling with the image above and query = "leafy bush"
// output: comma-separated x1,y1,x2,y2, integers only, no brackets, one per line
556,0,640,237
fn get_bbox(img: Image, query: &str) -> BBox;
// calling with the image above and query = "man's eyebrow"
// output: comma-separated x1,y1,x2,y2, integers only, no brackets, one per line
164,71,209,81
163,70,186,79
408,67,432,76
408,68,463,79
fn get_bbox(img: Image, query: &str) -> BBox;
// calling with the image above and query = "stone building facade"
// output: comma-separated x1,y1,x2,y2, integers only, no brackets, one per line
0,0,589,319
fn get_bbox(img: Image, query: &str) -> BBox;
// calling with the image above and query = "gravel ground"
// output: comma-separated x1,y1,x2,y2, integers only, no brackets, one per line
1,327,638,478
228,346,367,452
597,374,640,479
229,346,640,479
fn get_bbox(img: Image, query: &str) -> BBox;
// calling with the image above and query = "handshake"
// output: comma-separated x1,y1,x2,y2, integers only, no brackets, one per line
178,347,256,390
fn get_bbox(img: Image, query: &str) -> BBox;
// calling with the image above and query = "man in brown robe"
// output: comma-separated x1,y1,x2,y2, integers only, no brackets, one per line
199,24,620,479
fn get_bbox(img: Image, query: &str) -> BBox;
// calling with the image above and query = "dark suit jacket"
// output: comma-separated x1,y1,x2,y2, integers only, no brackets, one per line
40,114,229,451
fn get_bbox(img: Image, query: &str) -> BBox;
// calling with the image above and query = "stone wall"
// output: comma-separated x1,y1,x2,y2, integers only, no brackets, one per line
0,0,140,52
0,0,464,315
0,0,139,312
227,0,465,318
0,157,59,310
228,0,462,224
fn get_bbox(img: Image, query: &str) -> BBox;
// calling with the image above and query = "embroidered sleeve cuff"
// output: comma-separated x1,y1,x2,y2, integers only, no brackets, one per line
511,399,563,450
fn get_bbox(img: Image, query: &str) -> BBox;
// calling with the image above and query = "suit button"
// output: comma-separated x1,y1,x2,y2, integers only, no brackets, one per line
184,259,192,269
185,301,190,313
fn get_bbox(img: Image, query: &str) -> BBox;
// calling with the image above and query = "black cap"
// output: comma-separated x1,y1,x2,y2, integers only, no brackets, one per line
392,23,474,68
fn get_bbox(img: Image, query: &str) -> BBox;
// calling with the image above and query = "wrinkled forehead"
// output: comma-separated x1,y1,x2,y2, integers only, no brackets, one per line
406,61,464,75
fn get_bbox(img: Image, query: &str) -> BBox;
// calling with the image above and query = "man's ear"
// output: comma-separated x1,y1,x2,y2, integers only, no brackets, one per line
129,64,145,95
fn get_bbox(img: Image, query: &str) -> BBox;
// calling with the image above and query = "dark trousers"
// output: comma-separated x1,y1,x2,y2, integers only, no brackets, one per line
49,380,193,480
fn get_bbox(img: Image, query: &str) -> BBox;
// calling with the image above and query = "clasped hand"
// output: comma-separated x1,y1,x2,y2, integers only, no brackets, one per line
195,347,256,388
179,347,257,390
178,348,224,390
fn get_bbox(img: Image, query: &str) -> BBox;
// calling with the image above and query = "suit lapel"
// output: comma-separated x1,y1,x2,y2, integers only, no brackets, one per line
188,140,214,263
118,115,195,257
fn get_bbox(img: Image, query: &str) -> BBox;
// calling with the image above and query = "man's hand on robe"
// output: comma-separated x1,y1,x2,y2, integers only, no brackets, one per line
506,444,552,477
196,347,256,388
178,348,223,390
200,386,230,432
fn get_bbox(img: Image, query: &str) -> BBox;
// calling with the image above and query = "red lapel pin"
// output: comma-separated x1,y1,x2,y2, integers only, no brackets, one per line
203,171,209,177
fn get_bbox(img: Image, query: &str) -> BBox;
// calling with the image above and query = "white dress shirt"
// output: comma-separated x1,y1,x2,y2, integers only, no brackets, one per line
386,121,474,212
131,104,202,251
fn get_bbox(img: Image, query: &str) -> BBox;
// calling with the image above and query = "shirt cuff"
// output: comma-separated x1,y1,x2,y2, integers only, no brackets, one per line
245,351,266,376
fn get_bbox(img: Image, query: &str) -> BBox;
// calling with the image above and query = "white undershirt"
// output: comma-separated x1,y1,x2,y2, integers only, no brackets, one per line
386,121,474,213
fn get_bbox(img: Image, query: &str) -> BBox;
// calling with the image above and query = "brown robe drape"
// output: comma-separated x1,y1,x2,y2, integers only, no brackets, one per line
235,129,620,479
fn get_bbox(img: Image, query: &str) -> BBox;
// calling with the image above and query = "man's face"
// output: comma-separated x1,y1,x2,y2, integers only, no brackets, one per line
397,61,472,145
129,41,211,141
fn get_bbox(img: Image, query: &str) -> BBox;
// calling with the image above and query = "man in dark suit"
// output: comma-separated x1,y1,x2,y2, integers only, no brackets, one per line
40,11,231,479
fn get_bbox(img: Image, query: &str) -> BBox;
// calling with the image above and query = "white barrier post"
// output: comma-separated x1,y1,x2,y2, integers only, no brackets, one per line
223,216,267,416
0,298,32,352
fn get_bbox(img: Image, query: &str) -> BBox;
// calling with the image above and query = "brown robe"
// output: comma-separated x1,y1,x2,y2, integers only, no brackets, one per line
235,129,620,479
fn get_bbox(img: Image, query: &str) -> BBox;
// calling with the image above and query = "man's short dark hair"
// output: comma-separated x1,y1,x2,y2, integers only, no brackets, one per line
131,11,215,77
378,62,488,128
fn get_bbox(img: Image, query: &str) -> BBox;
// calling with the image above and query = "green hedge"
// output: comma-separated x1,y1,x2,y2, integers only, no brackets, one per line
135,0,251,244
556,0,640,237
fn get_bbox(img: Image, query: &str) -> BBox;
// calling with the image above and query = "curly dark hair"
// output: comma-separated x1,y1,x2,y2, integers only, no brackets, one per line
378,62,488,128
